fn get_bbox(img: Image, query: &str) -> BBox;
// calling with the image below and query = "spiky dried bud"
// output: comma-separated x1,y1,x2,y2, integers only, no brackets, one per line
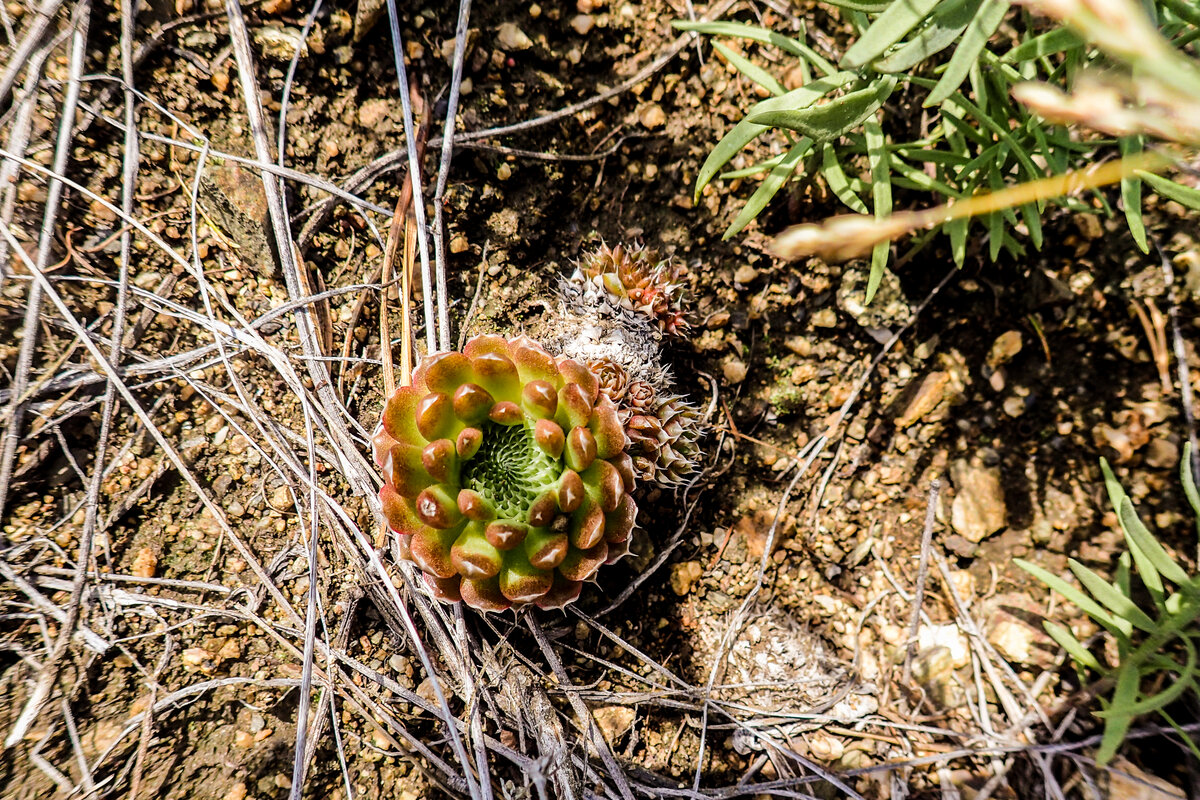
577,243,690,337
626,396,703,487
373,334,637,612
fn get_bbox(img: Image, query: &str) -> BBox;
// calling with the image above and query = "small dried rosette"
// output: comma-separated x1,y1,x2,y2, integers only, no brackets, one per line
578,243,690,337
372,334,637,612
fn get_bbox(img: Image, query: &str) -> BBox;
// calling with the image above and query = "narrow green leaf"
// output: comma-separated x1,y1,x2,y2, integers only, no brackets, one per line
1021,201,1044,249
820,143,870,213
1120,496,1192,588
749,76,898,142
1002,27,1086,62
719,153,786,180
673,20,837,76
1015,559,1130,638
888,156,961,196
723,138,813,239
1181,442,1200,524
820,0,892,12
874,0,982,72
1067,561,1157,633
1042,620,1103,671
1138,171,1200,212
1095,634,1197,718
695,73,857,200
1096,667,1140,764
713,41,786,97
924,0,1010,107
1121,136,1149,253
841,0,942,69
947,216,968,265
865,114,891,303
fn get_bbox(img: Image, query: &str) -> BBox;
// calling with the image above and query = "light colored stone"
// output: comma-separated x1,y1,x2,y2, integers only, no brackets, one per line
733,264,758,284
670,561,702,596
949,459,1006,542
1145,438,1179,469
811,308,837,328
497,22,533,51
132,547,157,578
569,13,594,34
986,330,1023,367
638,102,666,129
592,705,635,744
722,357,748,384
807,732,844,761
894,372,949,428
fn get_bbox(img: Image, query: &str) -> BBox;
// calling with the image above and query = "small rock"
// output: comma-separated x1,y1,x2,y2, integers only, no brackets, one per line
449,235,469,254
569,13,594,34
637,103,666,129
496,162,513,181
1106,757,1186,800
986,331,1023,367
252,25,307,61
132,547,157,579
234,730,254,748
1043,485,1076,530
669,561,702,596
181,648,210,667
223,782,249,800
811,308,837,328
358,98,390,128
733,264,758,285
1002,395,1025,418
497,22,532,51
894,372,949,428
917,623,971,669
785,336,811,357
592,705,635,744
806,732,844,761
722,357,748,384
949,458,1006,542
1145,438,1179,469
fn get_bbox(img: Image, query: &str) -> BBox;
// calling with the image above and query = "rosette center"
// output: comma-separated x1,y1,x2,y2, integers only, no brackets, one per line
461,421,561,519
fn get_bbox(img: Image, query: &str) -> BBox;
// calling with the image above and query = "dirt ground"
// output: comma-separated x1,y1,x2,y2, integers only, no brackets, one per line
2,0,1200,798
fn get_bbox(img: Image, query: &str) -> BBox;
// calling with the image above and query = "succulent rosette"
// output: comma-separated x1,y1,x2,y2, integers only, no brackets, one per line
627,396,702,488
372,334,638,612
578,243,690,337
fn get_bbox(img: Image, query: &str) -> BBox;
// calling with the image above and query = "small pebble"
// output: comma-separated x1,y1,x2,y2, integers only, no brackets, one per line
811,308,837,328
570,13,594,34
638,103,666,129
722,357,748,384
733,264,758,285
497,22,532,51
669,561,702,595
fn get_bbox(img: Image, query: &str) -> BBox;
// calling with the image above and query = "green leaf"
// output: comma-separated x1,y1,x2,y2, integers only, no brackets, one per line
1067,560,1157,634
1121,136,1149,253
1015,558,1131,638
673,20,837,76
874,0,982,72
841,0,942,69
1095,635,1197,718
713,41,786,97
1119,496,1192,588
1002,27,1086,63
947,216,968,265
820,143,870,213
1096,666,1139,764
1181,442,1200,524
719,153,786,180
1042,620,1103,671
748,76,898,142
723,138,813,239
865,114,891,303
819,0,892,11
924,0,1010,107
694,73,857,200
1138,171,1200,212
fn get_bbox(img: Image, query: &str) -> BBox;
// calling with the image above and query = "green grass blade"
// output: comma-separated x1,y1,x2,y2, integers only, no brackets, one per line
1068,561,1157,633
749,76,898,141
1120,136,1149,253
820,0,893,12
1181,442,1200,523
723,138,813,239
1119,496,1192,588
1096,666,1140,764
673,20,838,76
841,0,942,69
865,114,891,303
1015,558,1130,637
1096,635,1197,718
1002,27,1086,62
874,0,982,72
1138,171,1200,212
1042,620,1103,671
695,74,856,200
924,0,1010,107
713,41,786,97
820,143,870,213
947,216,968,265
719,153,786,180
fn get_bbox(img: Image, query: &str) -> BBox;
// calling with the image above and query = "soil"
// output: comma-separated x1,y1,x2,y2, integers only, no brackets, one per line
2,0,1200,798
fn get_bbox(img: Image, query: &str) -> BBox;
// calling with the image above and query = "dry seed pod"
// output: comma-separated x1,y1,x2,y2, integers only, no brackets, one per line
373,335,637,612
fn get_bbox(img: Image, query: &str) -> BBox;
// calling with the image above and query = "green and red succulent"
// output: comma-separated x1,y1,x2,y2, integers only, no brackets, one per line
372,334,637,612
